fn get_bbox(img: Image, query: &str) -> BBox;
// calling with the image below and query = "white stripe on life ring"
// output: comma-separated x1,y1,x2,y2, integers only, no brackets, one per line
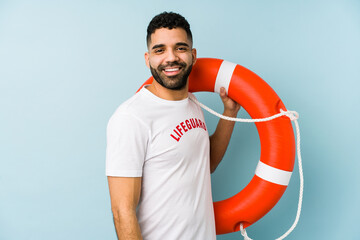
255,161,292,186
214,60,237,94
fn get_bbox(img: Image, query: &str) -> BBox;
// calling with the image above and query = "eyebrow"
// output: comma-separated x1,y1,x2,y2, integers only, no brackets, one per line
151,42,190,50
175,42,190,47
151,44,165,50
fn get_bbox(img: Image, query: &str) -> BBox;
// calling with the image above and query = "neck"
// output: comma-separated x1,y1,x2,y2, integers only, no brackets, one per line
146,80,189,101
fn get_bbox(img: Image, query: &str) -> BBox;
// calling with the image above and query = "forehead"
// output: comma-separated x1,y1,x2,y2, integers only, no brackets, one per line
148,28,191,48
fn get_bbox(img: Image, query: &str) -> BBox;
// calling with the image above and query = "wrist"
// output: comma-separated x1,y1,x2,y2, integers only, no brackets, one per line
223,109,238,118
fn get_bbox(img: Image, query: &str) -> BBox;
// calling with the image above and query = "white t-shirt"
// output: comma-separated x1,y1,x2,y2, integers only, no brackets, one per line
106,87,216,240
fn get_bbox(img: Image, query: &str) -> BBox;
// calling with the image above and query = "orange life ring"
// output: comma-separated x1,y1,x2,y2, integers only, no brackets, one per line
139,58,295,235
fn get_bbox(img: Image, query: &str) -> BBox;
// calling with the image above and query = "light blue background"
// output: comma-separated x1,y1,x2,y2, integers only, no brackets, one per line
1,0,359,239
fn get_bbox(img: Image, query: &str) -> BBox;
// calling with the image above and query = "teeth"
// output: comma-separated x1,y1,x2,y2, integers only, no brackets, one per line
164,68,179,72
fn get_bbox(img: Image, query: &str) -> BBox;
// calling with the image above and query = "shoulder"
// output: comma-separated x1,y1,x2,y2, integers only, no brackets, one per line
188,92,202,111
115,89,146,114
108,90,150,130
188,92,197,101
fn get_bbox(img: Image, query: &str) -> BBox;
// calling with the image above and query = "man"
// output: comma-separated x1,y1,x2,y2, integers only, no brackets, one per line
106,12,240,239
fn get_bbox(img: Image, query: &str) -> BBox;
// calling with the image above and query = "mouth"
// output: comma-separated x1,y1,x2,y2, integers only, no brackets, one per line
162,67,182,76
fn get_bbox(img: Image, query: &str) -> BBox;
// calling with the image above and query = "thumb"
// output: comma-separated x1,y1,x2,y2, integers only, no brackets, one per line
220,87,226,97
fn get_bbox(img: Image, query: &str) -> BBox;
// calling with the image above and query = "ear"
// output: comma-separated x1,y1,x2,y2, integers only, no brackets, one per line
144,51,150,68
191,48,197,65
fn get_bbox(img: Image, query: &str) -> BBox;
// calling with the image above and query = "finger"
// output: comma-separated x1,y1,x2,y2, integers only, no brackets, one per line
220,87,227,98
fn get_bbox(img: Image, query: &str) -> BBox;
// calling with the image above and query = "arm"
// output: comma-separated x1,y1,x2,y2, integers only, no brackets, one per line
108,176,143,240
209,87,241,173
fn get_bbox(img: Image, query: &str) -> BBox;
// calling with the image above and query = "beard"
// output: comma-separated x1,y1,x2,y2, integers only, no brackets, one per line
150,61,193,91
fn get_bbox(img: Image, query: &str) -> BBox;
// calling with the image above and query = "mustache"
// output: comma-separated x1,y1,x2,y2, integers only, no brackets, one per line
158,61,186,71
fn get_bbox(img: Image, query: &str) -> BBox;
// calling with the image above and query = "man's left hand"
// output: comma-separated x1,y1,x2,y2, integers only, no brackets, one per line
219,87,241,117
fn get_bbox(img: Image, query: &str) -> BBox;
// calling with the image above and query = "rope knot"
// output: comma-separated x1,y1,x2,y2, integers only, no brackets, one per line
280,109,299,121
240,223,253,240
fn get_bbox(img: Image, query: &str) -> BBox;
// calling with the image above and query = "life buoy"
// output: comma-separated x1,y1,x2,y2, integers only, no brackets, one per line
139,58,295,235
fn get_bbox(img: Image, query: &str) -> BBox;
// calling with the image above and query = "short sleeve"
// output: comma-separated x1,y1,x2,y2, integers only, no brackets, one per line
106,112,149,177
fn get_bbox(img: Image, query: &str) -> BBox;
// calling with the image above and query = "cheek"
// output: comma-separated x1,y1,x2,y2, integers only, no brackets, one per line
148,57,162,68
184,53,194,64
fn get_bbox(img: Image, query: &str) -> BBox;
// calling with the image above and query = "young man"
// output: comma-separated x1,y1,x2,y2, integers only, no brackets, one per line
106,12,240,239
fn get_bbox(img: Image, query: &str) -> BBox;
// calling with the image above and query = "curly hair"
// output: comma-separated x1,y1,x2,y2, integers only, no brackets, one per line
146,12,193,47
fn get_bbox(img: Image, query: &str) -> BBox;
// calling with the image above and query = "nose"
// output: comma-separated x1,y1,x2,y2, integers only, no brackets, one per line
164,49,179,63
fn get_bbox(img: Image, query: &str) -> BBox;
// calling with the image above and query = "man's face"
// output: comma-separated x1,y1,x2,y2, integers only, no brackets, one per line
145,28,196,90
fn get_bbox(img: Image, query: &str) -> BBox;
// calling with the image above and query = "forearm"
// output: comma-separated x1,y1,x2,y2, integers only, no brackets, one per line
112,209,142,240
209,110,236,173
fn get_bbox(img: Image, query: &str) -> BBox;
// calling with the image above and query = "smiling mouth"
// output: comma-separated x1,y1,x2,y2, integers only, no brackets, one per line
163,67,182,76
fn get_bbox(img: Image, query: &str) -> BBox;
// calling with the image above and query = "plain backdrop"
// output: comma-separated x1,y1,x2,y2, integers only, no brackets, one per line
1,0,359,239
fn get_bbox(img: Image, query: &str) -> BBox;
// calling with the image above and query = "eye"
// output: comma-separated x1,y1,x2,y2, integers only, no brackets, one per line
153,48,164,54
177,47,188,52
